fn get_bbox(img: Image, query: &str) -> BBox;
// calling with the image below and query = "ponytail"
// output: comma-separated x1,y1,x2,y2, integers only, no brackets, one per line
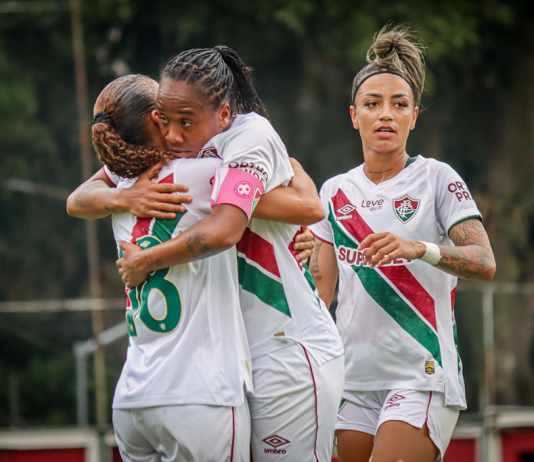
162,46,267,117
214,45,268,117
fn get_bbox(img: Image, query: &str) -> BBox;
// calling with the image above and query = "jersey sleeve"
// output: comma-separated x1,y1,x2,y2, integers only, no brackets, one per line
211,116,294,220
103,165,120,187
309,179,335,244
434,161,482,235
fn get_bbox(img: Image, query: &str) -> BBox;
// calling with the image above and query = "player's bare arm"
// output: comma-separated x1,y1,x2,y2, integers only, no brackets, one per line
66,164,191,220
117,204,248,287
310,238,339,307
359,218,496,280
253,157,324,225
438,218,496,280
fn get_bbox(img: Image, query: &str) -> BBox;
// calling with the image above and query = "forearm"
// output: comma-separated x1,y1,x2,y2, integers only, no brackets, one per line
139,225,228,271
253,158,323,225
435,218,496,281
254,187,324,225
132,205,247,273
437,244,496,280
310,239,338,307
67,180,124,219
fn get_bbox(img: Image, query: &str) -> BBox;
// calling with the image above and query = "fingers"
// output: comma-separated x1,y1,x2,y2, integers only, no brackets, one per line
294,240,314,251
142,161,165,181
358,233,399,267
137,199,190,219
294,228,313,242
154,192,192,204
116,257,135,288
144,211,178,220
372,243,400,267
296,249,312,265
154,183,189,194
288,157,303,170
359,232,389,250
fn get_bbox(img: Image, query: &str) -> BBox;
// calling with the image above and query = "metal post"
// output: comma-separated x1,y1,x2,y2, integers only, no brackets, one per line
75,344,89,426
69,0,108,459
480,285,500,462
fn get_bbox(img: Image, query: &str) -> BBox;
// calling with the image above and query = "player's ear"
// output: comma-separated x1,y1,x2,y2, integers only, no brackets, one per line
410,105,419,130
218,102,232,130
349,105,359,130
150,109,160,125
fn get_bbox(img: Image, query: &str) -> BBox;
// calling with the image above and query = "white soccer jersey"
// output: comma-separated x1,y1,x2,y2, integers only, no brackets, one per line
310,155,481,409
204,112,343,364
109,157,252,409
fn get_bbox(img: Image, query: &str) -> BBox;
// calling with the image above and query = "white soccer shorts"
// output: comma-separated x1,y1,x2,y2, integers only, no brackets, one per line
249,342,344,461
337,389,459,461
113,401,250,462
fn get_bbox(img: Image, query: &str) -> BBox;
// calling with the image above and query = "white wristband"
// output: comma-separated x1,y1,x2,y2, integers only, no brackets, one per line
420,241,441,266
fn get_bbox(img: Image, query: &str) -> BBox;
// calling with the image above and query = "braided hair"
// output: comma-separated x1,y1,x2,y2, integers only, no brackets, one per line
162,45,267,117
91,74,174,178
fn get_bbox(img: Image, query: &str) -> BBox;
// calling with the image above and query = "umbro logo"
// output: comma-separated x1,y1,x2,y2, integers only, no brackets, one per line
263,434,290,455
336,204,356,220
385,392,406,409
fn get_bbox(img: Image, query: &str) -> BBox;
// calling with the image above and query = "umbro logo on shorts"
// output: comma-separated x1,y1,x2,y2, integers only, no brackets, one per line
262,434,290,455
385,392,406,409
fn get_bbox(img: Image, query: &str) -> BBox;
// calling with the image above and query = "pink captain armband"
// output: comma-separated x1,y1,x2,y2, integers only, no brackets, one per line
213,168,265,219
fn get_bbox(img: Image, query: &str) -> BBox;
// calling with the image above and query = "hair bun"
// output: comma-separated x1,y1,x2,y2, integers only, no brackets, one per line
367,28,409,65
361,24,426,104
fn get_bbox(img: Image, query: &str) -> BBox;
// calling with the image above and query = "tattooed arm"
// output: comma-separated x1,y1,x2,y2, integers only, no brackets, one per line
360,218,496,281
437,218,496,280
116,204,248,287
310,239,339,307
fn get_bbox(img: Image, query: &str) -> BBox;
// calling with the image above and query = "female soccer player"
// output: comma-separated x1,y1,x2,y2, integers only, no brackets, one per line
69,73,319,462
86,74,252,461
115,46,345,461
309,26,496,462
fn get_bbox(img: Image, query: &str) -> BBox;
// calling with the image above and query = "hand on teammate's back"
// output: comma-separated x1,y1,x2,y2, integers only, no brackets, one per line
122,162,192,219
117,241,149,287
293,227,314,265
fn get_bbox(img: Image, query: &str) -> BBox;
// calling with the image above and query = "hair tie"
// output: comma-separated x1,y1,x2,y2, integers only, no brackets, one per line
92,111,114,127
350,63,418,104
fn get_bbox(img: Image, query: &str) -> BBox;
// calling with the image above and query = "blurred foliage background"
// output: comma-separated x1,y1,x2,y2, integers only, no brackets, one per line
1,0,533,427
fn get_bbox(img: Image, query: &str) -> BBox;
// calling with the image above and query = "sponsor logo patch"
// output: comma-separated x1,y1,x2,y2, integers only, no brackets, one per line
337,245,409,267
263,434,290,455
425,360,435,375
336,203,356,220
393,195,420,223
360,198,384,211
229,161,268,183
447,181,472,202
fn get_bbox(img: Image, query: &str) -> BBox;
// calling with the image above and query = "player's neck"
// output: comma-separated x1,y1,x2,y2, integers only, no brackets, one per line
362,150,409,184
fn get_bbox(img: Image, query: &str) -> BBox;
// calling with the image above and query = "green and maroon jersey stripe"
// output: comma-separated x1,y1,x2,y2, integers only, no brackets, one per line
328,191,442,365
237,228,280,277
332,189,437,330
127,174,184,312
131,174,183,243
237,228,291,317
